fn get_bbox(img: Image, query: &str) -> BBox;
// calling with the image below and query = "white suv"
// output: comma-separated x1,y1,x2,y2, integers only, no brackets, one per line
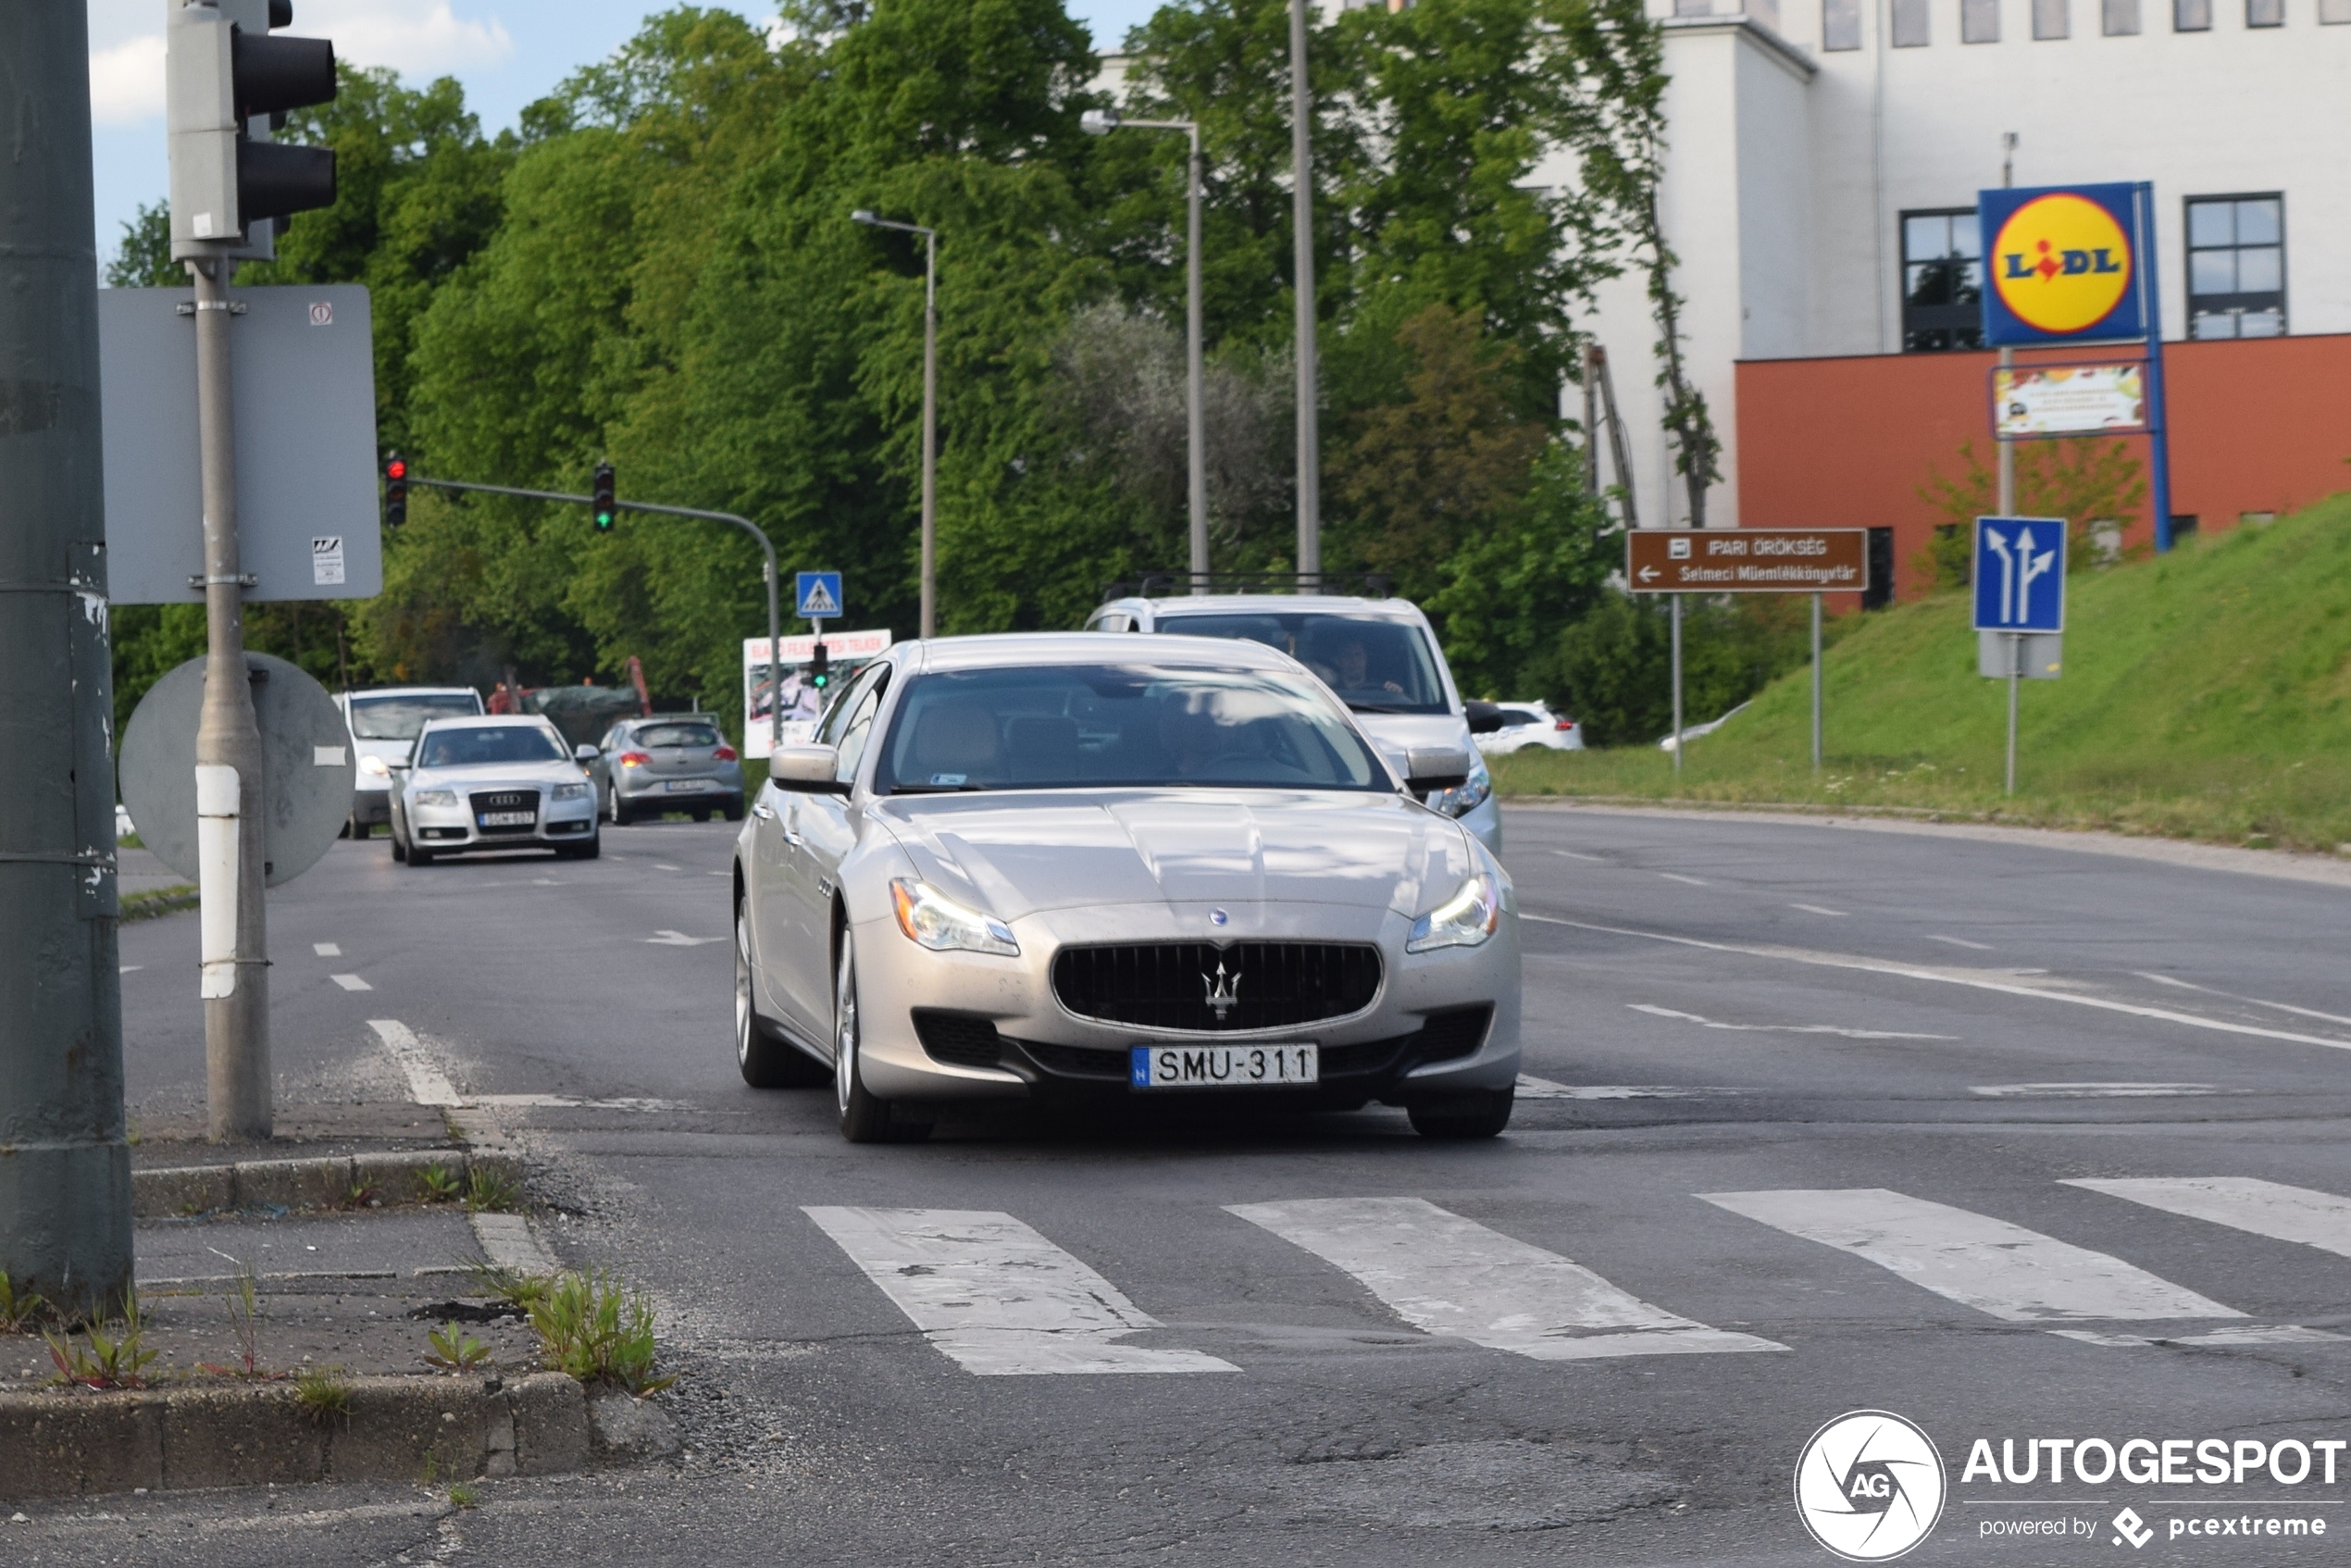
1085,589,1503,853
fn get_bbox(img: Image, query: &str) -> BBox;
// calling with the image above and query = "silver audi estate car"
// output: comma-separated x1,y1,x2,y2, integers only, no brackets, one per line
391,716,603,865
731,633,1521,1143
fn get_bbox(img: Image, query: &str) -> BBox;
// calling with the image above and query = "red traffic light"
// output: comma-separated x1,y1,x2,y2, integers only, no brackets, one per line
385,456,406,480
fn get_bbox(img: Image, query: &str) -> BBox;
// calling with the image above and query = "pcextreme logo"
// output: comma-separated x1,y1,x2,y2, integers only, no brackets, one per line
1991,193,2134,335
1796,1411,1948,1562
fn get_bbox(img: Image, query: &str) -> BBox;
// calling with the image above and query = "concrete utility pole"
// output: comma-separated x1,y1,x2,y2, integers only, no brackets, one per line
1289,0,1322,587
0,0,136,1317
851,209,939,635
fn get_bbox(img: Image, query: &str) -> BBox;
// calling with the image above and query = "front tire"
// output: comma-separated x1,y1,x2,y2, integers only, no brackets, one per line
833,928,924,1142
1406,1086,1513,1139
559,829,601,860
737,898,829,1089
608,791,631,827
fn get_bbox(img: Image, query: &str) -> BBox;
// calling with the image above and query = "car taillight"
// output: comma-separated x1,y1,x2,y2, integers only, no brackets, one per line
1555,720,1575,730
713,746,738,762
618,751,652,767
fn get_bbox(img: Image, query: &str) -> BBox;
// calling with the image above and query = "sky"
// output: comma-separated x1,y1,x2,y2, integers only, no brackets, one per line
85,0,1163,273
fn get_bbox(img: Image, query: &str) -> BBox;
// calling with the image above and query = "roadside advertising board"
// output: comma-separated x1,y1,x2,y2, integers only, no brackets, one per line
742,628,893,755
1625,529,1870,594
1993,364,2146,438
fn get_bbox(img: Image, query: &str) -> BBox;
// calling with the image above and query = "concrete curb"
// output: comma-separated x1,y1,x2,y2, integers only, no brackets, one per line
0,1371,592,1500
132,1151,525,1220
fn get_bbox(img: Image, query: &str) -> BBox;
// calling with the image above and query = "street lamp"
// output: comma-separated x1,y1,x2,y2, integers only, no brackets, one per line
1288,0,1321,589
851,208,940,637
1083,106,1208,593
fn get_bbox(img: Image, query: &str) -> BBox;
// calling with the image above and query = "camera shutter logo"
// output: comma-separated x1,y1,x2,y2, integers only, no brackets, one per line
1793,1411,1945,1562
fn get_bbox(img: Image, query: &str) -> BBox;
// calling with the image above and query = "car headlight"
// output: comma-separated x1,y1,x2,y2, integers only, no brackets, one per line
1407,872,1500,953
551,782,590,801
1429,757,1492,818
413,789,457,807
358,754,392,779
890,877,1018,956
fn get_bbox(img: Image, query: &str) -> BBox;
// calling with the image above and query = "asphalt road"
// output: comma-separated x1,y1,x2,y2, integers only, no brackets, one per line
44,804,2351,1566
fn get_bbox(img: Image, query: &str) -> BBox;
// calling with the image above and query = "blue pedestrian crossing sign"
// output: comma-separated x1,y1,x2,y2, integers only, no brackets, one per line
1972,516,2066,634
795,571,843,620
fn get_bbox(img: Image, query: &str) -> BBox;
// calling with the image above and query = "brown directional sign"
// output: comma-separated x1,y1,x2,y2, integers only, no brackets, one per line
1626,529,1870,593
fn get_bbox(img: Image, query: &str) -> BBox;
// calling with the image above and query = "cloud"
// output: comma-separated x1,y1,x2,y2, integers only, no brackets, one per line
90,31,167,127
83,2,511,129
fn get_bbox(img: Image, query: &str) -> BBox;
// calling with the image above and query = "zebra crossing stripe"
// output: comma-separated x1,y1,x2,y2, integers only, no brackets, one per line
2064,1176,2351,1260
1699,1188,2246,1323
1225,1196,1785,1360
801,1207,1238,1376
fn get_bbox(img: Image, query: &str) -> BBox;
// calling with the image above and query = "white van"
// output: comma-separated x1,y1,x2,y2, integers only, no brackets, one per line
336,685,484,835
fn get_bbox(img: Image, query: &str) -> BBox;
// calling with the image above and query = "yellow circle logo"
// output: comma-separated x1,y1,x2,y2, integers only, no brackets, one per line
1991,193,2133,334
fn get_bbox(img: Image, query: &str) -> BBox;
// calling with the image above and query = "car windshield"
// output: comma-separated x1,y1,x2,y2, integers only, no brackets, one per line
1153,613,1449,715
634,723,721,749
348,692,480,740
875,664,1387,794
416,726,568,769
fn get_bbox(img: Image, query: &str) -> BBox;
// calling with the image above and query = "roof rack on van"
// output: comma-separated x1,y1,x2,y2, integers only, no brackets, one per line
1100,570,1395,604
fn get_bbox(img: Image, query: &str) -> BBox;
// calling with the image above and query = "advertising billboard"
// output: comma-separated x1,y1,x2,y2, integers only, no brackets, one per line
1978,183,2147,347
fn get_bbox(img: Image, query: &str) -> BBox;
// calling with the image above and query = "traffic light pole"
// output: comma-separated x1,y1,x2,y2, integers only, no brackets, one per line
401,475,784,752
190,256,274,1139
0,0,135,1319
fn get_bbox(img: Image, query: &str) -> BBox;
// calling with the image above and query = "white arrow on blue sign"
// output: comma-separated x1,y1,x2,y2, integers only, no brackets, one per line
796,571,843,620
1972,516,2066,634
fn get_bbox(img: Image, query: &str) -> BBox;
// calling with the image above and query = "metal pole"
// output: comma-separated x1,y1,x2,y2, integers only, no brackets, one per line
191,256,272,1140
1997,138,2016,520
0,0,134,1319
1670,594,1685,779
1810,592,1822,771
2138,181,2175,554
2005,632,2021,795
1289,0,1321,588
1582,348,1599,501
1186,125,1208,591
920,230,939,637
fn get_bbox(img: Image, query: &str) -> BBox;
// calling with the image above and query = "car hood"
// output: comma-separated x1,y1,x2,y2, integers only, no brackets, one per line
1349,712,1480,776
407,762,585,792
870,789,1477,921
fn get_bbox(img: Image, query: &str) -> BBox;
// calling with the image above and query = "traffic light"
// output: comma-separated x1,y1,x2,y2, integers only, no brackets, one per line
382,452,407,527
592,463,617,531
809,642,830,691
167,0,340,259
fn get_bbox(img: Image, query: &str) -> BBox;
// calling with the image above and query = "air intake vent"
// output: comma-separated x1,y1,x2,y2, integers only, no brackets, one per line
912,1011,1002,1069
1051,942,1382,1033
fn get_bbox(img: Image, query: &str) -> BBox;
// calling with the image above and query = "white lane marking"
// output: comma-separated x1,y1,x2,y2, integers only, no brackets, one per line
1790,903,1847,917
655,863,683,871
314,941,342,957
1656,873,1710,887
2134,971,2351,1028
471,1093,687,1112
119,964,143,975
366,1019,464,1108
330,973,373,991
471,1212,560,1276
1523,914,2351,1052
1972,1083,2221,1098
1699,1188,2245,1323
1924,934,1993,951
1549,849,1604,862
2048,1325,2348,1349
2064,1176,2351,1260
1627,1003,1956,1041
802,1207,1237,1375
1226,1196,1785,1361
706,869,730,877
531,878,565,887
1516,1076,1749,1101
647,929,722,947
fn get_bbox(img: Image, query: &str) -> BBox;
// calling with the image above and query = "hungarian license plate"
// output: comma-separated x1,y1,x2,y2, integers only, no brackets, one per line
663,778,711,792
477,810,534,828
1130,1043,1318,1089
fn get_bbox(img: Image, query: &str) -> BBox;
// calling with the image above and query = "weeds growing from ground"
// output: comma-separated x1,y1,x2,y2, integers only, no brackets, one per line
464,1167,521,1213
423,1324,492,1372
343,1178,382,1210
197,1262,277,1379
295,1366,352,1425
45,1294,157,1389
0,1271,46,1334
463,1261,553,1314
449,1482,481,1509
417,1164,463,1203
527,1271,673,1397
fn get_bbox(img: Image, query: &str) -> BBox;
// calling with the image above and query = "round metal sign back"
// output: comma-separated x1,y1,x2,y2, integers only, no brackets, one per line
118,653,355,889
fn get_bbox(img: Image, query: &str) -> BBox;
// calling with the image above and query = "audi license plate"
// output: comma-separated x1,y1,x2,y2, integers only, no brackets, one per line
1130,1043,1318,1089
477,810,534,828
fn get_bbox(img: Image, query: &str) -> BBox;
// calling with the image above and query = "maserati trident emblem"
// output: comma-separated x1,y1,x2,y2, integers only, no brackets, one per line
1203,960,1241,1022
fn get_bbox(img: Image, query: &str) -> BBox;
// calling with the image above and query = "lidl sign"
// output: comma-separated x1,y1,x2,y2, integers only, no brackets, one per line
1979,182,2147,346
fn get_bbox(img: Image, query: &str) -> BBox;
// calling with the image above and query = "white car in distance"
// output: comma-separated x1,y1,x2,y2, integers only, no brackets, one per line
390,716,603,865
1474,702,1585,755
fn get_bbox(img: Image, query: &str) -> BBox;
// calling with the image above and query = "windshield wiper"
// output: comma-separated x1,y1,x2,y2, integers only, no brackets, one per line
1345,702,1417,715
889,783,992,794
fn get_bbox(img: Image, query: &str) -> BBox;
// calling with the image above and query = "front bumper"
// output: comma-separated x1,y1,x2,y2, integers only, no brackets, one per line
614,770,744,810
351,785,392,828
850,900,1521,1107
410,797,598,852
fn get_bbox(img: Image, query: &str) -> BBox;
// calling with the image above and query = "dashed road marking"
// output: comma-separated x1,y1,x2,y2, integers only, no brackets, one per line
1924,934,1994,951
2134,971,2351,1028
2064,1176,2351,1260
1627,1002,1955,1041
367,1018,464,1107
119,964,142,975
1789,903,1847,917
1517,1076,1749,1101
647,929,722,947
330,973,372,991
656,863,683,871
1549,849,1604,862
803,1207,1238,1376
314,941,341,957
1972,1083,2221,1098
1227,1196,1785,1361
1656,873,1710,887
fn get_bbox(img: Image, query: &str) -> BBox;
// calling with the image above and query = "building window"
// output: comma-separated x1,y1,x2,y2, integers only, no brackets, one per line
1673,0,1713,15
1823,0,1862,45
1901,208,1983,352
1964,0,2001,39
2186,195,2284,339
2245,0,2283,19
2104,0,2141,31
2034,0,2070,35
1892,0,1931,44
2174,0,2211,26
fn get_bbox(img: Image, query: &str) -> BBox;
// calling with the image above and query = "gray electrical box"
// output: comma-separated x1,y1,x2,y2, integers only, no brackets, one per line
98,284,380,604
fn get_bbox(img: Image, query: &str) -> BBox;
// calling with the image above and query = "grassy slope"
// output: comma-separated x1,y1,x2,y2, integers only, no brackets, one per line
1495,493,2351,852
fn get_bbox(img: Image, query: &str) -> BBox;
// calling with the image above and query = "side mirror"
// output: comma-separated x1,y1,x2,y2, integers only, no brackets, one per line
1462,700,1505,736
768,743,849,793
1403,746,1473,794
574,743,598,763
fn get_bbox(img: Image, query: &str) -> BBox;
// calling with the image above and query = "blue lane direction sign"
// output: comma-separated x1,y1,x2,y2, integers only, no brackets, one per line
796,571,843,620
1972,516,2066,634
